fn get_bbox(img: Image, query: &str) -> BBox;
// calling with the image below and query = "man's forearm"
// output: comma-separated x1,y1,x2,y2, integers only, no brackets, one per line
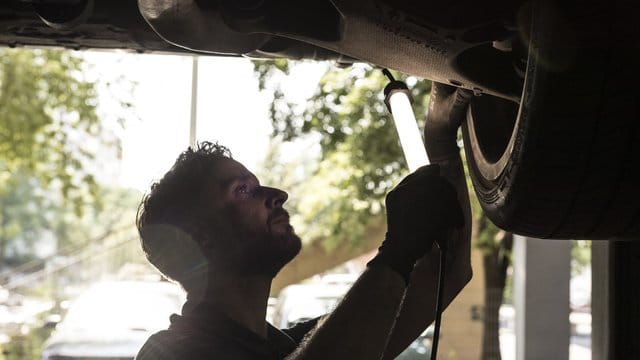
288,150,471,360
382,153,473,359
287,266,406,360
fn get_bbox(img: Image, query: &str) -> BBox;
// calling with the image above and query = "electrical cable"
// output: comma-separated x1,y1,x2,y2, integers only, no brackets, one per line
382,68,395,82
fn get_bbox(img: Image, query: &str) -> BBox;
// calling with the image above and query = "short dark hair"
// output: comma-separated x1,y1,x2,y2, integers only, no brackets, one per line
136,141,232,285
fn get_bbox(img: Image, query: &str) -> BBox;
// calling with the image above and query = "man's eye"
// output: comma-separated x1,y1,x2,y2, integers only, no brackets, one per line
236,184,255,198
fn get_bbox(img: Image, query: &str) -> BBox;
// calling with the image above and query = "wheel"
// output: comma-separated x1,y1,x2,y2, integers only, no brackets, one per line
461,0,640,239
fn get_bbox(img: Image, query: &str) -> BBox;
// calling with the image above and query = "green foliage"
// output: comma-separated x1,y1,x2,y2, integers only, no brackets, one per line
0,172,140,267
0,170,52,263
475,215,504,252
0,317,54,360
51,185,141,251
0,48,133,266
572,240,590,275
253,58,290,91
0,49,106,215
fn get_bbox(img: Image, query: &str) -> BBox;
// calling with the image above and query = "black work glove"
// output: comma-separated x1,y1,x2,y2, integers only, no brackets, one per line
424,82,473,161
367,165,464,284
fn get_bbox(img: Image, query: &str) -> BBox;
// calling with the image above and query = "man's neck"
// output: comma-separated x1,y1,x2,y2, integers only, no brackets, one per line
193,271,272,338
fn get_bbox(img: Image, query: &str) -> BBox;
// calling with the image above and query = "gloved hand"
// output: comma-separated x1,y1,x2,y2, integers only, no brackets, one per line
424,82,473,161
367,164,465,284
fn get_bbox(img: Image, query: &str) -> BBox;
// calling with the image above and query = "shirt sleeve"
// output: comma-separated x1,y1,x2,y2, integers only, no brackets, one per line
136,331,202,360
136,333,178,360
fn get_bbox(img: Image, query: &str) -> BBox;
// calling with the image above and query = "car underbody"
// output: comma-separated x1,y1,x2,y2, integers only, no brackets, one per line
3,0,526,101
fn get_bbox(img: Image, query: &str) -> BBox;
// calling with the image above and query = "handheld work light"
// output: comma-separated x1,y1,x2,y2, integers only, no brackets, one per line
382,69,430,171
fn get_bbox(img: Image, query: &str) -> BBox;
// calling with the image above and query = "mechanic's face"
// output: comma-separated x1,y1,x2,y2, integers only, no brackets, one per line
207,158,301,277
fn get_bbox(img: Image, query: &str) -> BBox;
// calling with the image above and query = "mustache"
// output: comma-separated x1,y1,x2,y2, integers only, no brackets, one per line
268,208,290,223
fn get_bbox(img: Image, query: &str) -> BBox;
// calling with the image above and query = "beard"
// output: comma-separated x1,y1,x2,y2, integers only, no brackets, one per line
214,210,302,278
239,229,301,277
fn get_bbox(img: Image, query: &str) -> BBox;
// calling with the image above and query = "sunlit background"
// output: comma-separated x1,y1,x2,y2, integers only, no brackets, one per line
0,49,591,360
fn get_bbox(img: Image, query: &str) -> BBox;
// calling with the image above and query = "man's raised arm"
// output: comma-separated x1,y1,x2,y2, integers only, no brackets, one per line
288,159,466,359
287,83,472,360
383,83,474,359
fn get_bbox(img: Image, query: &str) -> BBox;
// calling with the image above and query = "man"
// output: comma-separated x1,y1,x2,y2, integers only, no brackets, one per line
136,83,473,360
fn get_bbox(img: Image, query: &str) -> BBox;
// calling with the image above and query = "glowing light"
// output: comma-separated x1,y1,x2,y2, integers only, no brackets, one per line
387,90,430,171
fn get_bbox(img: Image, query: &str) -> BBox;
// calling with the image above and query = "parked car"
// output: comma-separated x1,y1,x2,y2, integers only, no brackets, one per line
1,0,638,240
41,281,185,360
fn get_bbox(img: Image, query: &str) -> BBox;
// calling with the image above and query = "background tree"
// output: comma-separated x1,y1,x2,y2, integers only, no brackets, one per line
0,169,51,264
0,48,135,275
0,48,144,360
475,207,513,359
0,49,107,210
0,48,101,269
254,60,514,359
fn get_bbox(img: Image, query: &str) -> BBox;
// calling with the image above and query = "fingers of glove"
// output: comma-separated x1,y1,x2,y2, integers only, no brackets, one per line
413,164,441,180
387,176,463,233
389,167,442,206
388,171,452,210
390,221,451,259
395,164,440,188
432,177,465,229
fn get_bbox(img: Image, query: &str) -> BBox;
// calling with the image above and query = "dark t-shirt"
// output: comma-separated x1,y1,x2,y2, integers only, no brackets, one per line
136,303,318,360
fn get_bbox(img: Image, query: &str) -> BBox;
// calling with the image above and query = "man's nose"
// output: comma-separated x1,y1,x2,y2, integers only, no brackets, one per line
263,186,288,209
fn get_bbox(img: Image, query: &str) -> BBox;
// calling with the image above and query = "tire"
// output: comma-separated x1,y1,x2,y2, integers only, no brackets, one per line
461,0,640,239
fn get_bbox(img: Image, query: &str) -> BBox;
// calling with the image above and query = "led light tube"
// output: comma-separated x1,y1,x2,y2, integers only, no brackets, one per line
387,90,430,171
